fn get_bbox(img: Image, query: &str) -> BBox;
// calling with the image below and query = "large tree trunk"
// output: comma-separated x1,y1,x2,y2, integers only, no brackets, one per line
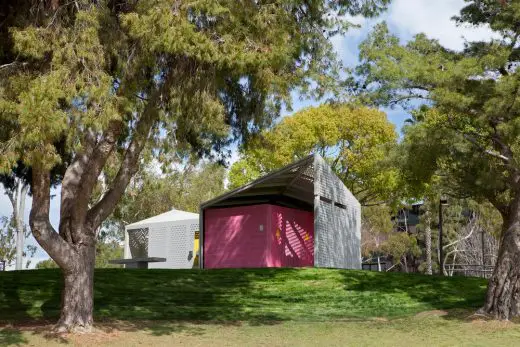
480,201,520,319
28,70,170,332
56,244,96,332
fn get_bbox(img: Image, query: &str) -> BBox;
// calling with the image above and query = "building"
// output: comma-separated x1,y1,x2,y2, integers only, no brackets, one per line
121,210,200,269
199,154,361,269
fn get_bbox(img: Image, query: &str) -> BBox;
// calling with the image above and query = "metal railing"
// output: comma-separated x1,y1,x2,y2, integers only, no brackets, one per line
362,261,389,272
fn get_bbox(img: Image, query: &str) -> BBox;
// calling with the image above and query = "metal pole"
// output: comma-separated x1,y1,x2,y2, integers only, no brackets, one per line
439,200,444,276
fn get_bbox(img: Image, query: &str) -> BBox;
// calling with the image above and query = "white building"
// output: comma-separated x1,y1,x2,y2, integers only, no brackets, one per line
123,209,200,269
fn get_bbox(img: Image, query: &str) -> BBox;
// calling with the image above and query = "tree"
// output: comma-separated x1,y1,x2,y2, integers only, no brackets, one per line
106,161,225,236
1,165,30,270
0,215,37,269
112,162,225,223
0,0,390,331
35,258,59,269
381,232,421,273
229,103,399,206
36,238,124,269
361,205,394,271
355,0,520,318
0,217,16,266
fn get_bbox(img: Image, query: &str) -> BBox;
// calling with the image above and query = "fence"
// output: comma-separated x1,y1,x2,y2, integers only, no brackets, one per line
0,260,5,272
444,264,495,278
362,261,389,272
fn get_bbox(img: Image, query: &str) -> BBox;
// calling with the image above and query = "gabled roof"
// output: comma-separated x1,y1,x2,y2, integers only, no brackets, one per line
126,209,199,229
201,154,316,210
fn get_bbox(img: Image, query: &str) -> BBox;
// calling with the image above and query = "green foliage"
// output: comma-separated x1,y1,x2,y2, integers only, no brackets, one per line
95,241,123,269
355,3,520,218
0,0,390,173
0,268,486,322
361,205,394,260
0,217,16,265
382,232,421,264
229,103,399,206
35,258,58,269
109,162,225,227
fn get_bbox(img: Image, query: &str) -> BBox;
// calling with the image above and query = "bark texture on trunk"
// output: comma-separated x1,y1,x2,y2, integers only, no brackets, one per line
480,202,520,320
56,244,96,332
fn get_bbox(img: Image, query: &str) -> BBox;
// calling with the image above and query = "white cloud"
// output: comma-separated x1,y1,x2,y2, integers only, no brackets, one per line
386,0,498,50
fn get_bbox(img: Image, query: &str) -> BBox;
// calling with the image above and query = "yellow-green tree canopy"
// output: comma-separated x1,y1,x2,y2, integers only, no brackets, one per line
229,104,398,206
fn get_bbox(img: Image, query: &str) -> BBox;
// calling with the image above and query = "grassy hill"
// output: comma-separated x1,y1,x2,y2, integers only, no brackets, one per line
0,268,487,324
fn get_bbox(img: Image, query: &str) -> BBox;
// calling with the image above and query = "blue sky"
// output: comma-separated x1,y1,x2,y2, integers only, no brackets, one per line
0,0,496,267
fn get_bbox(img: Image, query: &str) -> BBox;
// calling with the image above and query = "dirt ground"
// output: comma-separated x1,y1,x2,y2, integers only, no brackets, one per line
3,313,520,347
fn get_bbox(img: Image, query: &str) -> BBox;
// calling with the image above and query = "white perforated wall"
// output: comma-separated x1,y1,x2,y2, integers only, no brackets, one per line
313,155,361,269
125,218,198,269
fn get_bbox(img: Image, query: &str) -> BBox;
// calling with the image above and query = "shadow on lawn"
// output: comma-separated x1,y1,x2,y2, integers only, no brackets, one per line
341,270,488,320
0,267,491,345
92,268,298,325
1,268,297,343
0,271,34,322
0,328,28,346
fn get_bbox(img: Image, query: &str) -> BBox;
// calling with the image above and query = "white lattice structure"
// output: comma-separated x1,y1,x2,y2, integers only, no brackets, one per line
124,210,199,269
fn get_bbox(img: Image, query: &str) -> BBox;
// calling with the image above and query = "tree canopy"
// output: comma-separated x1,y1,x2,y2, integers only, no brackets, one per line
108,162,225,228
354,0,520,319
229,103,398,206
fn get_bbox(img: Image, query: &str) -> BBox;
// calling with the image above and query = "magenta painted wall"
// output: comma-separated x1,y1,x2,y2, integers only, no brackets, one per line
270,205,314,267
204,204,314,268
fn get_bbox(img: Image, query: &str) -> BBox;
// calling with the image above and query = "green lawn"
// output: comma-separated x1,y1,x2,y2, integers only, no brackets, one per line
0,268,487,323
4,268,518,346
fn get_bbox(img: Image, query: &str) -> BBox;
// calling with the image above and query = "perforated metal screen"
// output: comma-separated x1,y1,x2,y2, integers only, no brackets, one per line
313,155,361,269
127,228,149,258
146,220,198,269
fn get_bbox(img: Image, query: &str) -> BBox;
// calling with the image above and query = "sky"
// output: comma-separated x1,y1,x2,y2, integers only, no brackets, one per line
0,0,497,268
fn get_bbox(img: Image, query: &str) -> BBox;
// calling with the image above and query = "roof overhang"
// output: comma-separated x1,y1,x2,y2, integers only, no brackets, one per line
201,155,316,211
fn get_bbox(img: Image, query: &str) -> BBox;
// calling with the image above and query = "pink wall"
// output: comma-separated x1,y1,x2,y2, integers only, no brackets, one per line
204,204,314,269
270,205,314,267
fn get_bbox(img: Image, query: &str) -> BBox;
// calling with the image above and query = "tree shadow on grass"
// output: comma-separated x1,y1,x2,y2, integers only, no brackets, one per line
92,268,299,325
1,268,301,343
96,320,207,337
0,271,34,323
3,267,484,343
0,328,28,346
340,270,488,321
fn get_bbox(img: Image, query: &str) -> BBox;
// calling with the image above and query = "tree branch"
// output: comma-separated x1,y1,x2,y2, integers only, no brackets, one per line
60,120,122,244
462,133,511,162
87,73,175,230
29,166,76,270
